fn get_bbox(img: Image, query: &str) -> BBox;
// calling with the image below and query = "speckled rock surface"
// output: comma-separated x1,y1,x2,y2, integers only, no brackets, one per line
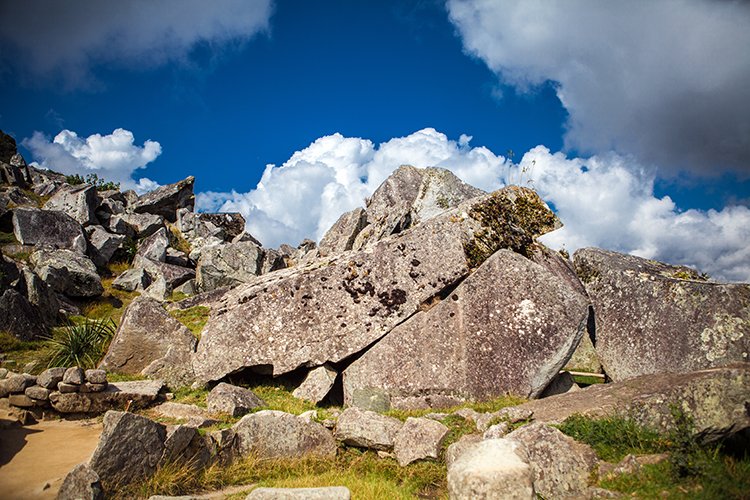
42,183,98,226
57,463,104,500
334,407,403,451
318,207,368,257
30,249,103,297
343,249,588,408
292,364,337,404
195,240,265,292
233,410,336,459
193,185,558,382
393,417,450,466
574,248,750,381
130,176,194,222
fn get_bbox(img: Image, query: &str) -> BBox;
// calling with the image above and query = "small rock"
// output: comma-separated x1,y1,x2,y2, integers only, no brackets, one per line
483,421,511,439
292,365,337,404
57,382,79,393
37,367,67,389
85,369,107,384
206,383,266,417
4,373,36,394
9,394,35,408
85,383,107,393
540,371,580,398
334,407,403,451
112,268,152,292
246,486,351,500
393,417,450,466
298,410,317,422
233,410,336,459
63,367,85,385
57,463,104,500
25,385,51,401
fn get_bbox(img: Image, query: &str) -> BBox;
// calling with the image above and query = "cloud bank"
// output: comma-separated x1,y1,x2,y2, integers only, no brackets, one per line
447,0,750,176
24,128,162,193
198,128,750,282
0,0,273,86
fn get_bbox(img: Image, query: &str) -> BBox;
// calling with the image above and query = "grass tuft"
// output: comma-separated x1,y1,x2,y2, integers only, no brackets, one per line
169,306,210,339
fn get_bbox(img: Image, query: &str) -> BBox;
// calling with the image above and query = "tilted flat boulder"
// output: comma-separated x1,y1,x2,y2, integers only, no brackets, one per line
19,267,60,327
193,186,559,382
509,364,750,442
134,226,169,264
343,249,588,408
574,248,750,381
89,411,166,489
292,364,337,404
99,297,197,387
138,258,195,289
30,249,103,297
233,410,336,459
131,176,194,222
195,240,265,292
393,417,450,466
43,183,98,226
120,212,163,237
12,208,87,253
112,267,151,292
86,225,125,268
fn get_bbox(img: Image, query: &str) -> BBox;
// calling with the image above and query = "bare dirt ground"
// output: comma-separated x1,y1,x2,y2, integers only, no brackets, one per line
0,410,102,500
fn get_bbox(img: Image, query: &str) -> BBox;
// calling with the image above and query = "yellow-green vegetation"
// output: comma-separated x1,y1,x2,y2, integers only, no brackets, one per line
0,331,51,373
106,372,150,383
167,223,192,254
249,383,321,416
169,290,190,302
169,305,210,339
172,385,210,408
0,230,18,245
77,264,139,324
558,412,750,499
385,394,525,421
570,373,605,386
114,448,447,500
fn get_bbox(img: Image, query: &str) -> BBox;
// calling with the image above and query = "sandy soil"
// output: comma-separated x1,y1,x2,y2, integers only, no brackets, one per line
0,411,102,500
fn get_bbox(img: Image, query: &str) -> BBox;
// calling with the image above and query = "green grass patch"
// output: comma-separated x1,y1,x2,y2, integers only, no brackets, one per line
439,414,478,450
77,274,139,324
248,383,320,416
0,331,51,372
169,305,210,339
0,231,18,245
571,373,605,386
385,394,525,421
114,448,447,500
172,385,210,408
557,414,666,462
106,372,151,383
167,223,192,255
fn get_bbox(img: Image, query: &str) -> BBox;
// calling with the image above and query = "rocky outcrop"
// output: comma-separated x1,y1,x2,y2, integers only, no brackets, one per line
318,207,368,257
43,184,98,226
233,410,337,459
99,297,197,387
30,249,103,297
343,249,588,408
193,186,559,383
574,248,750,381
89,411,167,489
130,176,195,222
195,240,265,292
12,208,87,253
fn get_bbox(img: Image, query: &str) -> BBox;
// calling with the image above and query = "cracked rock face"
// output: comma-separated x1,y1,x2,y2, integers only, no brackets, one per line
343,248,589,408
574,247,750,381
192,186,556,383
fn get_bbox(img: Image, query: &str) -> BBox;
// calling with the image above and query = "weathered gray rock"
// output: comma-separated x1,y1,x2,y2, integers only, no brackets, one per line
445,433,482,468
352,165,485,251
85,383,107,393
31,249,103,297
134,227,169,264
19,267,60,326
447,439,535,499
193,185,559,383
12,208,87,253
98,213,135,237
233,410,336,459
37,367,67,389
2,373,35,394
540,371,580,398
349,387,391,412
112,267,152,292
85,369,107,384
574,248,750,381
334,407,403,451
174,279,196,296
58,382,80,393
151,402,218,428
260,248,286,274
131,176,194,222
507,423,598,499
8,394,35,407
206,383,266,417
165,247,191,268
195,241,265,292
138,257,195,289
142,275,172,301
25,385,51,401
178,210,246,242
86,225,125,267
100,297,197,387
292,365,337,404
0,288,47,340
318,207,368,257
120,212,163,237
344,249,588,408
393,417,449,466
89,411,166,488
510,364,750,442
246,487,351,500
43,184,98,226
57,463,104,500
63,366,85,385
49,380,164,413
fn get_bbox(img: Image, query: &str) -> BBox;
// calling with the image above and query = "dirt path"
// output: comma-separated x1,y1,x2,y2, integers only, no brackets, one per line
0,412,102,500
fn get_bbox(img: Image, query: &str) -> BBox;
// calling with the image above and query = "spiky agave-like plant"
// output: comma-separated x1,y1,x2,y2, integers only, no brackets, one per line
46,318,116,369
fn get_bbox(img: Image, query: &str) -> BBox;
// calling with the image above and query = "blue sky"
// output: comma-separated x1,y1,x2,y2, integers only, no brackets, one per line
1,1,749,281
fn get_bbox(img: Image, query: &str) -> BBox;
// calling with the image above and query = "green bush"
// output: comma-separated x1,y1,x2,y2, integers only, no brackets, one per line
45,318,116,368
65,173,120,191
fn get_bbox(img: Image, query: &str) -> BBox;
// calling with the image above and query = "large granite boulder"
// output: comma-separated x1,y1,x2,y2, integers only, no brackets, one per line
43,184,98,226
574,248,750,381
506,423,598,499
12,208,87,253
89,411,166,489
57,463,104,500
193,185,559,382
19,267,60,326
133,226,169,264
233,410,337,459
195,240,265,292
99,297,197,387
177,209,246,242
30,249,103,297
137,258,195,289
0,288,48,340
351,165,485,251
86,225,125,268
343,249,588,408
447,439,535,499
130,176,194,222
509,364,750,442
318,207,368,257
119,212,163,238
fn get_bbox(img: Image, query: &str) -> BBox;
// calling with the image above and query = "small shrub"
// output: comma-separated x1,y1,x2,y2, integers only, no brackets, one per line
66,173,120,191
45,318,116,368
65,174,85,185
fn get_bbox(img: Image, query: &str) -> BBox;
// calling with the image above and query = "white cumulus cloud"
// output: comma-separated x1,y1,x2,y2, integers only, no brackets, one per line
0,0,273,86
24,128,162,193
199,128,750,282
447,0,750,176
